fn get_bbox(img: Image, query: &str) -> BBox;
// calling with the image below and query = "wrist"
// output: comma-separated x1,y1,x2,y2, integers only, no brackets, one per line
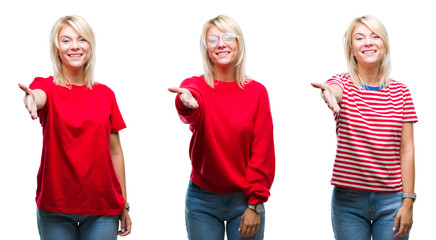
248,203,264,214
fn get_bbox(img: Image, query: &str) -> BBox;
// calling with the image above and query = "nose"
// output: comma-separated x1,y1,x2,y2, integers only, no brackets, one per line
70,40,80,49
364,37,373,46
217,36,226,47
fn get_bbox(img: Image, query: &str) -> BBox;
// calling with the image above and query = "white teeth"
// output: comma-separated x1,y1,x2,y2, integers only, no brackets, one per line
363,50,375,54
217,52,229,56
69,54,81,57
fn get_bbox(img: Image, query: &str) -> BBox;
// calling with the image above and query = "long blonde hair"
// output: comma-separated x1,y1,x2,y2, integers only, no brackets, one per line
50,15,96,89
200,15,247,88
344,15,391,88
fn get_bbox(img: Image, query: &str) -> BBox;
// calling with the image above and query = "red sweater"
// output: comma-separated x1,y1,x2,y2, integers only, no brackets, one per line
175,76,275,204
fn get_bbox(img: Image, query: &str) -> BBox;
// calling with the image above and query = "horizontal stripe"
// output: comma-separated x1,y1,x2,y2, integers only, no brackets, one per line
326,74,417,192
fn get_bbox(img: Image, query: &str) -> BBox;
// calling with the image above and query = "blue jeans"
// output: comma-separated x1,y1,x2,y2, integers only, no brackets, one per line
185,180,265,240
331,186,409,240
37,208,119,240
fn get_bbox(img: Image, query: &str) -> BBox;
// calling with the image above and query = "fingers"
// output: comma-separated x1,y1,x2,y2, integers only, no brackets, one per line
393,219,413,237
18,83,30,93
168,87,183,94
169,87,199,109
239,209,260,237
311,82,326,89
118,210,132,236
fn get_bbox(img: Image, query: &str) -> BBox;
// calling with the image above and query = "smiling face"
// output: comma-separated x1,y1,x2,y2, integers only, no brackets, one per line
352,23,384,68
58,25,90,72
206,26,239,70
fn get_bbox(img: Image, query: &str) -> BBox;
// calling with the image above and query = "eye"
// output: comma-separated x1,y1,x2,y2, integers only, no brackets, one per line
61,39,70,43
79,38,87,42
355,37,363,41
373,35,380,39
207,35,219,43
223,33,236,41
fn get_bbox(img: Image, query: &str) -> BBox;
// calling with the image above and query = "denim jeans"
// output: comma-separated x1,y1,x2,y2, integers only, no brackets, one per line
37,208,119,240
331,186,409,240
185,180,265,240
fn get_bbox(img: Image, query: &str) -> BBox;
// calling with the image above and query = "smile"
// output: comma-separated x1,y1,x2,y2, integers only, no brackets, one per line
216,52,230,56
362,50,376,54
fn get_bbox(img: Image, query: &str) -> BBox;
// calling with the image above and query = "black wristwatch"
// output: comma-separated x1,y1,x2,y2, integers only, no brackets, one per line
248,203,264,214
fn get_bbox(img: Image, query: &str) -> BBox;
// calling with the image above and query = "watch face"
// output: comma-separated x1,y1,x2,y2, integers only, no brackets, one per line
255,204,264,213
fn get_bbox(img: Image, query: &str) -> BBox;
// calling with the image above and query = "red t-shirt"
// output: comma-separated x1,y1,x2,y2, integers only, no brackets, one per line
30,76,126,215
175,76,275,205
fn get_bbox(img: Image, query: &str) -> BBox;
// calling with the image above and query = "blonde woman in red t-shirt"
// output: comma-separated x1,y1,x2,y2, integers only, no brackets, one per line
312,15,417,240
18,15,131,240
169,15,275,240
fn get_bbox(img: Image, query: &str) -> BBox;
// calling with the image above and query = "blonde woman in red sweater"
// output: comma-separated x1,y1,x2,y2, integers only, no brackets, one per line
169,15,275,240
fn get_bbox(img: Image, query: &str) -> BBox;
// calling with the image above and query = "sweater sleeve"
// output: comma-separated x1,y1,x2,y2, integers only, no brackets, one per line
175,80,203,129
243,86,275,204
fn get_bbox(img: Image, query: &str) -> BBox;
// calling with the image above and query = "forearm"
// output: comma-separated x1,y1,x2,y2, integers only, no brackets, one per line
110,133,128,202
112,152,127,201
32,89,47,110
400,122,415,205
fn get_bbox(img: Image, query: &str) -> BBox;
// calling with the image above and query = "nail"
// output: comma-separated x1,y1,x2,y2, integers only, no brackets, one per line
122,229,125,233
238,228,241,232
393,227,396,231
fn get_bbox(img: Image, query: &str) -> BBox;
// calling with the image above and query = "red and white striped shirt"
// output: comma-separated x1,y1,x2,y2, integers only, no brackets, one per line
326,74,418,192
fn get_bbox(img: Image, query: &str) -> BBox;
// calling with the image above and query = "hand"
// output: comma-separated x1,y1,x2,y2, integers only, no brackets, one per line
239,208,260,237
393,200,413,237
311,82,340,114
18,83,38,119
168,87,199,109
118,209,132,236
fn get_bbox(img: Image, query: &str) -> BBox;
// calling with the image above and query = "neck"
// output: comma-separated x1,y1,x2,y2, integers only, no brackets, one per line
63,67,86,86
215,66,236,82
358,64,380,86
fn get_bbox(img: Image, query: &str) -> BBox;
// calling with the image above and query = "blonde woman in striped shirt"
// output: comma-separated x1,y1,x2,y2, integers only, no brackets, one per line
312,15,417,240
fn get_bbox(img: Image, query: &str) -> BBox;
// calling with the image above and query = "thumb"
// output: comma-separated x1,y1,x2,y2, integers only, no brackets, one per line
239,214,244,232
393,214,400,231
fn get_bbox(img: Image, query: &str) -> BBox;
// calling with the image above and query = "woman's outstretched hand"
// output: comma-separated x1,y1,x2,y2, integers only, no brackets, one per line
18,83,38,119
168,87,199,109
311,82,341,114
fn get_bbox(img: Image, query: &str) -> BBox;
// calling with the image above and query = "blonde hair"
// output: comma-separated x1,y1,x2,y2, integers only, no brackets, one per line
50,15,96,89
344,15,391,88
200,15,247,88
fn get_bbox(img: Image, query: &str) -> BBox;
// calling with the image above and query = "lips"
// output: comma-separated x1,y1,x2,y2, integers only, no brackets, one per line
216,51,230,57
362,50,376,55
68,53,83,60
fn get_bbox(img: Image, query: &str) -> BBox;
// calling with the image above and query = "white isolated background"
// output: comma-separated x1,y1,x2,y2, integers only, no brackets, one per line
1,0,435,239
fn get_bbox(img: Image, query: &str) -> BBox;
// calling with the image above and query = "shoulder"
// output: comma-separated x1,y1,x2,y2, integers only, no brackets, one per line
329,74,351,83
388,79,409,90
245,79,268,92
32,76,54,85
180,75,206,89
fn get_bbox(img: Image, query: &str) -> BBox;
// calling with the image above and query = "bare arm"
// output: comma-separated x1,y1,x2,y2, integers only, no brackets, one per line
110,132,132,236
393,122,415,237
311,82,343,114
18,83,47,119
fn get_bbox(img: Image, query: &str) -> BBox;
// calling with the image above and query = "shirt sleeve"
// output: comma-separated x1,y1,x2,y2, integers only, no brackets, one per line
243,86,275,204
110,91,126,133
29,76,52,125
402,87,418,123
326,74,346,90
